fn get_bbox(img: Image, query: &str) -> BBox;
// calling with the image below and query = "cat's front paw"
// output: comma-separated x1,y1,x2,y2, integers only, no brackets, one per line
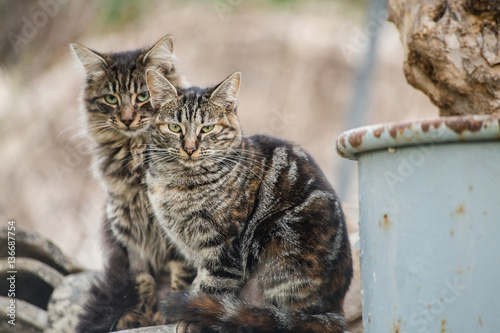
115,274,165,330
175,321,203,333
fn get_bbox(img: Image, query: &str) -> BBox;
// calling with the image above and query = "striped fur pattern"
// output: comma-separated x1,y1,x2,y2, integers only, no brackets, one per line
71,37,195,333
146,70,353,333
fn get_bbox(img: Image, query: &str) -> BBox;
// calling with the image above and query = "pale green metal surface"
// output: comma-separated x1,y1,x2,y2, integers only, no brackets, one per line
336,114,500,333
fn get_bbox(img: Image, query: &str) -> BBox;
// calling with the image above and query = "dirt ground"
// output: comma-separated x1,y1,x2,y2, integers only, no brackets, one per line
0,1,436,271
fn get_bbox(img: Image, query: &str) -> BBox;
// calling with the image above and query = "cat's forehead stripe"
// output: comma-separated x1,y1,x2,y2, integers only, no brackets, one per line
126,70,133,93
102,63,145,95
129,77,134,94
158,88,221,125
133,80,139,94
195,108,203,124
121,71,129,92
113,72,120,92
175,108,182,123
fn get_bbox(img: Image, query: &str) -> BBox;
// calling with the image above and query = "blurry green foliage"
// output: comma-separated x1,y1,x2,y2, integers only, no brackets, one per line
95,0,152,30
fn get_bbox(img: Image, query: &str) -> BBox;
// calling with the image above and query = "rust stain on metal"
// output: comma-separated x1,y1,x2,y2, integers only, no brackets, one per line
445,117,483,134
421,119,442,132
339,134,346,148
389,123,412,139
456,266,471,274
335,142,345,158
479,316,483,326
373,126,385,138
441,319,447,333
348,129,367,148
393,317,401,333
455,204,466,215
469,185,473,191
450,229,454,236
379,214,391,230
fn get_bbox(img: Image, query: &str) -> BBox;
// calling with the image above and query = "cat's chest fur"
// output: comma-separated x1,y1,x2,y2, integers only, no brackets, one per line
94,135,147,189
147,166,252,266
95,135,150,223
92,133,170,273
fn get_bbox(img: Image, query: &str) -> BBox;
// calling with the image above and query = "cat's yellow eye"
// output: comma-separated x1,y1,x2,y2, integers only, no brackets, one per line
201,125,214,133
137,91,150,103
104,94,118,105
168,124,182,133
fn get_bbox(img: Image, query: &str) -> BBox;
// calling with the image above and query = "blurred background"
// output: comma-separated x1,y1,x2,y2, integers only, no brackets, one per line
0,0,437,270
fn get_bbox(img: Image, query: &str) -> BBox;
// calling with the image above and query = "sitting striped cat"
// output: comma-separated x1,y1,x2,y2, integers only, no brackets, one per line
71,36,195,332
145,69,353,333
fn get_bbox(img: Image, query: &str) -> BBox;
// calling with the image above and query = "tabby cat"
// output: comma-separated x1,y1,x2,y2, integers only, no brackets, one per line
71,36,195,332
145,69,353,333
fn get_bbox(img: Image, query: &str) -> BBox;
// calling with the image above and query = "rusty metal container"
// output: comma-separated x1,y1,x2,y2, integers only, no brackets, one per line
336,114,500,333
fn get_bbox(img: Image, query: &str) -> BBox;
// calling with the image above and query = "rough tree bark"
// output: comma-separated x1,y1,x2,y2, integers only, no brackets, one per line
388,0,500,116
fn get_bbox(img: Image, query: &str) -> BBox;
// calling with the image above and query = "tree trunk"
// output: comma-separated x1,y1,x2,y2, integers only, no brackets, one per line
388,0,500,116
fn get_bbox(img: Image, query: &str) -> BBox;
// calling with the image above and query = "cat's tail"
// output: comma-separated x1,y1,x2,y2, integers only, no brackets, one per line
162,291,347,333
76,271,139,333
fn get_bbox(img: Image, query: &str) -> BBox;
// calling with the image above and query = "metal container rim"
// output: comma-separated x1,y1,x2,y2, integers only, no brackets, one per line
335,114,500,160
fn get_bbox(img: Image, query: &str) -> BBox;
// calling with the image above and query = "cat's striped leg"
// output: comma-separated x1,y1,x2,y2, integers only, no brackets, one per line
252,214,350,333
192,242,244,295
115,274,166,330
169,259,197,292
168,246,244,333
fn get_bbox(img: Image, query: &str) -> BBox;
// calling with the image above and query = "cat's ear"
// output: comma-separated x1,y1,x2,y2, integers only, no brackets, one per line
143,35,174,70
209,71,241,113
70,43,107,77
146,69,178,108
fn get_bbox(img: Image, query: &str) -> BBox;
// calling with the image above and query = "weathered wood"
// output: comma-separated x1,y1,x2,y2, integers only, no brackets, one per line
388,0,500,116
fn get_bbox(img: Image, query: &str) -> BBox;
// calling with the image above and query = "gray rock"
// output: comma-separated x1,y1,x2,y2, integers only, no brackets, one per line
45,271,98,333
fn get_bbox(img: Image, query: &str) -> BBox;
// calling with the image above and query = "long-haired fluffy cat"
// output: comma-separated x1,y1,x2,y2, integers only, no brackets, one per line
71,36,195,332
145,69,353,333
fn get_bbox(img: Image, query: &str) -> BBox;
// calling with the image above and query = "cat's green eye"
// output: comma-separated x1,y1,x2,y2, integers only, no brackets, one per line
104,94,118,105
137,91,150,103
201,125,214,133
168,124,182,133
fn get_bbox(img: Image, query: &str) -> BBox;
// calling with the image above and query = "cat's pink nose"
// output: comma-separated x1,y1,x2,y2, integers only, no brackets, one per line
121,117,133,126
183,146,196,156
